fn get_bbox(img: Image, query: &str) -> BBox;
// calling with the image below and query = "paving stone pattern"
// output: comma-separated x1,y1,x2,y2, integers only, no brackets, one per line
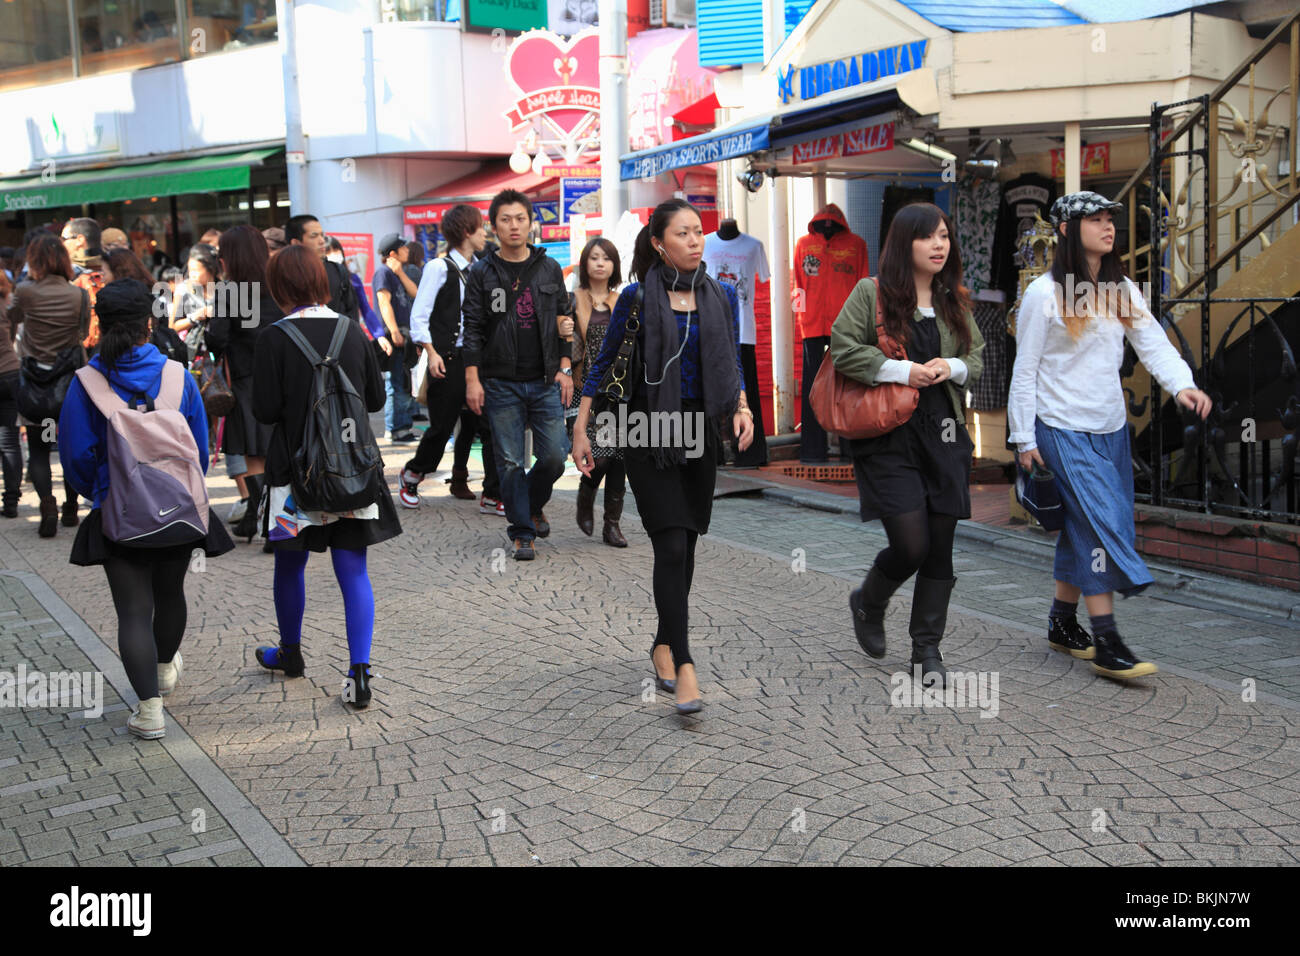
0,428,1296,866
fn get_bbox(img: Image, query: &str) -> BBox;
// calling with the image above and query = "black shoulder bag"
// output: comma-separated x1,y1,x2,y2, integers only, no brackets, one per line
591,285,646,417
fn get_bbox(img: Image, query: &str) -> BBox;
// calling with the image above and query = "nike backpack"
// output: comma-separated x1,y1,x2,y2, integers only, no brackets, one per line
74,361,209,546
274,315,384,514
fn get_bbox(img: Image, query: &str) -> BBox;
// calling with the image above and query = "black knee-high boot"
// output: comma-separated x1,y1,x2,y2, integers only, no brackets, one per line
909,575,956,687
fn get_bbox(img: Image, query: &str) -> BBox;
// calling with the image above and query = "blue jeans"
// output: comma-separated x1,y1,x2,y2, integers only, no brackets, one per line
384,347,417,435
482,377,568,542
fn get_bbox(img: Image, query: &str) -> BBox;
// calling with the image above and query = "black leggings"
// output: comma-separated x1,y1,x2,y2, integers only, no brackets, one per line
875,508,957,581
650,527,699,667
103,555,190,700
26,428,75,503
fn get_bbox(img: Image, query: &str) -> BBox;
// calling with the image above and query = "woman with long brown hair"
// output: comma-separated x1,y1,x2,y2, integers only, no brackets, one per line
7,234,87,536
1008,192,1210,680
830,202,984,688
207,225,281,542
569,236,628,546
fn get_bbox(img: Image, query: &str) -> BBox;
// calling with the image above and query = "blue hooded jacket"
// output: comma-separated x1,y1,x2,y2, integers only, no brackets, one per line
57,345,209,509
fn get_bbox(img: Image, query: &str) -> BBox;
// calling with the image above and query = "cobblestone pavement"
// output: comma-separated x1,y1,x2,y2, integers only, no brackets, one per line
1,426,1297,866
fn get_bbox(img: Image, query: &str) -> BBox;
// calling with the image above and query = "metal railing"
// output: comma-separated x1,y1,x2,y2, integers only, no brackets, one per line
1113,13,1300,524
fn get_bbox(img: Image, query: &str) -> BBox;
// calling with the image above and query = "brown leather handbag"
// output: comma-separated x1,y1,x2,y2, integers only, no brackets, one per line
809,278,918,440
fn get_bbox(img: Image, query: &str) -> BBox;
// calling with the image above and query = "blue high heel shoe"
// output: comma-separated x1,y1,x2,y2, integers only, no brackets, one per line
650,648,676,694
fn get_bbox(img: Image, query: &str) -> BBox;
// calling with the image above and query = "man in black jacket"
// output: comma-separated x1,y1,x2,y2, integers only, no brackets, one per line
463,189,574,561
285,214,359,321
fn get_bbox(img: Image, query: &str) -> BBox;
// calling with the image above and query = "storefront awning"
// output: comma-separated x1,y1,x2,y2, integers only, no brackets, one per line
0,148,281,214
403,163,556,225
620,68,939,181
619,120,774,181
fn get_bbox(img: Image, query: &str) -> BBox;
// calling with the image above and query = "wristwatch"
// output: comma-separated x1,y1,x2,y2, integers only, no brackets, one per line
559,367,573,376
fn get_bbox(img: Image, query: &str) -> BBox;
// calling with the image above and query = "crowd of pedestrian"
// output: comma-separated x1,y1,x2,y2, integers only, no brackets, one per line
0,186,1207,739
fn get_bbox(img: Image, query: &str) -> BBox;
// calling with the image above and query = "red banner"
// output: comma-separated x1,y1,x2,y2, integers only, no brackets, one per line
791,121,894,165
843,121,894,157
329,232,375,308
1051,142,1110,179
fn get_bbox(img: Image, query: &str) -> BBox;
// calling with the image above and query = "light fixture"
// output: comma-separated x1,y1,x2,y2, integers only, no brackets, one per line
509,148,530,175
898,136,957,166
531,151,548,176
964,138,1016,180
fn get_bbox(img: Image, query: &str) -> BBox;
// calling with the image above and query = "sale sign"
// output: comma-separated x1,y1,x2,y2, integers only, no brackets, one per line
1052,142,1110,179
791,121,894,165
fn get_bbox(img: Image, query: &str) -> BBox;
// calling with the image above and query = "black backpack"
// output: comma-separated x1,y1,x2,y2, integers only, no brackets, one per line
274,315,383,513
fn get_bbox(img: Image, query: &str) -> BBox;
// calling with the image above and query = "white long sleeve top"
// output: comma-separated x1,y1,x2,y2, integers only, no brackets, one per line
871,306,970,387
410,248,473,348
1008,272,1195,451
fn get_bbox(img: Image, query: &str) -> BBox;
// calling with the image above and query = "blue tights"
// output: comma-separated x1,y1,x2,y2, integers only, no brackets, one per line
271,547,374,667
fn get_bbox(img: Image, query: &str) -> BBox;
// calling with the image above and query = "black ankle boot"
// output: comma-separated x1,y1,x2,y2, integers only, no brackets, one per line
255,642,304,677
849,564,905,658
602,488,627,548
1092,630,1157,680
1048,614,1095,659
909,575,956,688
234,475,263,541
575,477,596,536
345,664,371,709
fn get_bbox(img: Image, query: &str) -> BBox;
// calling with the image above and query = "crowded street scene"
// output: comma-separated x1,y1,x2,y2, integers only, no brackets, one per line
0,0,1296,913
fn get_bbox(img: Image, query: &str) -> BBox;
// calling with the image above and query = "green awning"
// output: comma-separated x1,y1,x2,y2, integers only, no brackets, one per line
0,148,281,214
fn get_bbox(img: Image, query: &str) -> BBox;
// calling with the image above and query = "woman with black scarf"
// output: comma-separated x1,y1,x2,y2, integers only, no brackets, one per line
572,199,754,716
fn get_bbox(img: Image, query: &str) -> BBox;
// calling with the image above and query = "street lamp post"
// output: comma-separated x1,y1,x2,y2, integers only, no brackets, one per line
598,0,629,234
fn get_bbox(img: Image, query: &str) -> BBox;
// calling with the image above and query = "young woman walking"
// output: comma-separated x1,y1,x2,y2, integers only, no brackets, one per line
569,237,628,547
58,279,234,738
1008,191,1211,680
252,246,401,709
572,199,753,715
7,234,87,535
830,202,984,688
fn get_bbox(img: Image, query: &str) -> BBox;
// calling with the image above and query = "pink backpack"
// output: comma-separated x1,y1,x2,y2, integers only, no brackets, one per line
75,361,209,547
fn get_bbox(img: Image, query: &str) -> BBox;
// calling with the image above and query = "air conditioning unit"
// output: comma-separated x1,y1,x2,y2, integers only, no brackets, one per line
649,0,696,27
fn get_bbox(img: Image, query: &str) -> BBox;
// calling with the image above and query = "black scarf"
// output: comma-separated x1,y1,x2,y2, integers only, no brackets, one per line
642,261,740,467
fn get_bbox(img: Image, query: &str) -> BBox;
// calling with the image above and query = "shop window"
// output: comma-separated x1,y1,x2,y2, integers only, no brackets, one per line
383,0,462,23
75,0,182,77
188,0,277,55
0,1,74,92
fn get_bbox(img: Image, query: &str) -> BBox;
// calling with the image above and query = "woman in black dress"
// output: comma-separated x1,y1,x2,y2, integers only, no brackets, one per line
572,199,754,715
829,203,984,688
206,225,281,542
251,247,401,709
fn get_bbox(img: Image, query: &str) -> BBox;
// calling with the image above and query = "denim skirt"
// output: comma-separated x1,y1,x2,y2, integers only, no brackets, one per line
1034,420,1153,597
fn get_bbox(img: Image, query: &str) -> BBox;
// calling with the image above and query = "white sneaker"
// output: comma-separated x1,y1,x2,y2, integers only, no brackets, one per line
158,651,182,697
399,469,422,509
128,698,165,739
228,498,248,522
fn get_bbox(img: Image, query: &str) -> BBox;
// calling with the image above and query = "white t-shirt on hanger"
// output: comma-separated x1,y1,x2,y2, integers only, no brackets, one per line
703,232,771,346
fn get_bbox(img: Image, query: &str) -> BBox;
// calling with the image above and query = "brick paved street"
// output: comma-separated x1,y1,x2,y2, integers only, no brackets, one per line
1,427,1298,866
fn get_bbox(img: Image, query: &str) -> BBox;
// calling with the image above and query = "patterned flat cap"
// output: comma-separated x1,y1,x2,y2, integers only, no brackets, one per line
1049,191,1123,228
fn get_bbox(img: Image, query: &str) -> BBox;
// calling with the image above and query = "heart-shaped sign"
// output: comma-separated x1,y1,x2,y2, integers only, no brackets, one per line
506,32,600,139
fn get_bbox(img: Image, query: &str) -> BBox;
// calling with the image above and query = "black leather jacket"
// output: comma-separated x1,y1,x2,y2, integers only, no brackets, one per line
461,246,572,381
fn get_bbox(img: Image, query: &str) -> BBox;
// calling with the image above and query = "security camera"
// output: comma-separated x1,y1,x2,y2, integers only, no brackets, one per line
737,168,765,193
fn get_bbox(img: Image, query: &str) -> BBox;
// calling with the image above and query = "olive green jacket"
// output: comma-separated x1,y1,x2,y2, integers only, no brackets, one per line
828,278,985,426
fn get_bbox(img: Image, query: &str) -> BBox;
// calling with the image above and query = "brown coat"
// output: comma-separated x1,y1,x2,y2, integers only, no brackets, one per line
8,276,88,364
571,286,620,393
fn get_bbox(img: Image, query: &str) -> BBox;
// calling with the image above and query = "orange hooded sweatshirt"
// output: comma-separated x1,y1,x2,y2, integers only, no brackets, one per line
793,204,868,339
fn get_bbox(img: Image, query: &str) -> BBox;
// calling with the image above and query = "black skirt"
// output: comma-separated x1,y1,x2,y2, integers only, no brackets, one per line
70,507,236,567
848,314,973,522
264,477,403,553
622,397,721,536
222,374,274,458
